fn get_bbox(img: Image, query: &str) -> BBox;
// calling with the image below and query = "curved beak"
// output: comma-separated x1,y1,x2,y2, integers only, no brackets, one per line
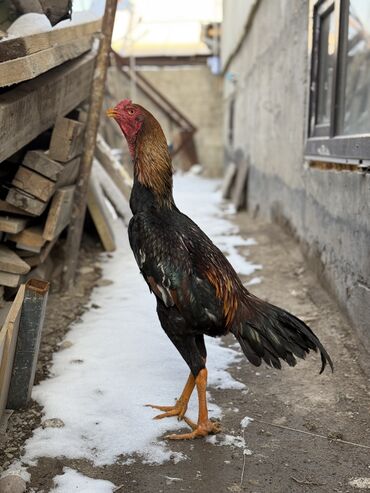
106,108,118,118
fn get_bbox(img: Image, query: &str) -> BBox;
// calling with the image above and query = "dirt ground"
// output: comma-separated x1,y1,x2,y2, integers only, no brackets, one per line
1,210,370,493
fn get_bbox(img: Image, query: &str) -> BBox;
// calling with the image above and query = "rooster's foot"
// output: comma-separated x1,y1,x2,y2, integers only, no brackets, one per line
145,400,188,421
165,416,221,440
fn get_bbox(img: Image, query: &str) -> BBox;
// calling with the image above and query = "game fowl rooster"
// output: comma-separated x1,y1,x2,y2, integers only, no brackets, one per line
107,100,333,440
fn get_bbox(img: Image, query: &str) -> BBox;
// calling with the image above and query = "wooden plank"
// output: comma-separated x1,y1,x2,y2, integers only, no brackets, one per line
0,285,25,417
0,245,30,275
87,172,116,252
221,162,237,200
0,200,33,217
6,189,48,216
95,134,133,200
8,226,46,253
0,216,28,234
11,166,55,202
232,159,249,211
93,159,132,223
23,151,80,186
23,236,59,268
0,19,101,62
23,150,64,180
43,186,75,241
7,279,49,410
0,272,21,288
0,36,93,88
49,118,85,163
0,51,96,164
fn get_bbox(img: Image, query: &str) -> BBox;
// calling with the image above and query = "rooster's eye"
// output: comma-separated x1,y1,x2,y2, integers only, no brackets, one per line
127,109,134,115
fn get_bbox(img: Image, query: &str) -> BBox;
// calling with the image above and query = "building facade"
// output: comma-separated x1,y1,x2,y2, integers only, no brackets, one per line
222,0,370,348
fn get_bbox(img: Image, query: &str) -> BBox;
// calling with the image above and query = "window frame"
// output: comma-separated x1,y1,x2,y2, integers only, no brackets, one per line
306,0,370,165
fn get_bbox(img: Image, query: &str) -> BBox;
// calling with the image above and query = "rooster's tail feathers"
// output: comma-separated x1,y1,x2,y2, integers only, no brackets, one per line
231,296,333,374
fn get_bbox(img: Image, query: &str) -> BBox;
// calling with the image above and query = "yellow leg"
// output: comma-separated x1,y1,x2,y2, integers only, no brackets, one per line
145,372,195,420
165,368,221,440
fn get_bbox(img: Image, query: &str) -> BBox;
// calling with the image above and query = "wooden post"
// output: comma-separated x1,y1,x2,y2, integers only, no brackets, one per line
62,0,118,290
7,279,49,410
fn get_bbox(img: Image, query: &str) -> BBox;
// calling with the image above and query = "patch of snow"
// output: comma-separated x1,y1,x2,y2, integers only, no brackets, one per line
0,461,30,482
17,174,260,473
246,276,262,286
241,416,253,429
207,433,249,450
50,468,115,493
349,478,370,489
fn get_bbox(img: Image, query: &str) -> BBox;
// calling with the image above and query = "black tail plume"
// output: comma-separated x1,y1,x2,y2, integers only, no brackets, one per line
231,295,333,374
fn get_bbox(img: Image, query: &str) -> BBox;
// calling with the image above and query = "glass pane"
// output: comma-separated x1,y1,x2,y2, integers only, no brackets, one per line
342,0,370,135
316,8,336,125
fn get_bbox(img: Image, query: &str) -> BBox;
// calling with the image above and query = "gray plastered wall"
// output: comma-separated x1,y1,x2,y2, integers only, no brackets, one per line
222,0,370,348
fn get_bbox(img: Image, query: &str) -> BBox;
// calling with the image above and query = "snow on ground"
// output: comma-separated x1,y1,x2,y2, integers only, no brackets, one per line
50,468,115,493
18,174,259,491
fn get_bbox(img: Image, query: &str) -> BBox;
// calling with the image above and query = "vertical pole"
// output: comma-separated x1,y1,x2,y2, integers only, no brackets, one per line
62,0,118,290
7,279,49,409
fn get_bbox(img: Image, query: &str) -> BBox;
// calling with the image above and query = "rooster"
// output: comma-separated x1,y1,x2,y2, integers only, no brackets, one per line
107,100,333,440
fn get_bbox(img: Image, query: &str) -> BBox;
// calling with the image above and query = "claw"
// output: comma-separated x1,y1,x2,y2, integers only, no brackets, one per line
165,419,221,440
145,400,188,421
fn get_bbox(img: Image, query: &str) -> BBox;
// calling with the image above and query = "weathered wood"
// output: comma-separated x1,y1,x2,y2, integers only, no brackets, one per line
7,279,49,410
221,162,237,200
0,19,101,62
23,150,80,186
0,272,21,288
0,36,93,88
63,0,118,289
87,172,116,252
0,216,28,234
43,186,75,241
0,285,25,417
0,200,33,217
8,226,46,253
23,237,59,268
93,159,132,223
49,118,85,163
23,150,64,180
95,134,133,201
0,245,30,275
6,189,48,216
232,159,249,211
0,51,96,164
11,167,55,203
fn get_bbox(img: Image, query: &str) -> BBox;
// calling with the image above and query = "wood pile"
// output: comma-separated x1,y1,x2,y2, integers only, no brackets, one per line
221,157,249,211
0,116,85,299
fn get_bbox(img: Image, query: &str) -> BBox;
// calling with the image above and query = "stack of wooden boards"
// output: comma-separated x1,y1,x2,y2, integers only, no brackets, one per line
0,116,84,293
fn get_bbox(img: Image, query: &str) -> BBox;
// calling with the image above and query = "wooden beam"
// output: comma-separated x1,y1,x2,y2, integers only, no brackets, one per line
0,216,28,234
0,272,21,288
23,236,59,268
8,226,46,253
7,279,49,410
0,285,25,418
23,150,80,186
0,200,33,217
11,167,55,203
95,134,132,200
6,189,48,216
0,36,93,88
87,172,116,252
0,50,96,164
0,19,101,62
0,245,30,274
63,0,118,289
43,186,75,241
49,118,85,162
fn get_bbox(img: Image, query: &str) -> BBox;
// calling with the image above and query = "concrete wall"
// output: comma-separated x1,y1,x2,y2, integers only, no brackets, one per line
105,65,223,177
222,0,370,348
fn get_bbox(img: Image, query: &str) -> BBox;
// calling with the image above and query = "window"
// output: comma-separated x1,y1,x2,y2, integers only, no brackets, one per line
306,0,370,164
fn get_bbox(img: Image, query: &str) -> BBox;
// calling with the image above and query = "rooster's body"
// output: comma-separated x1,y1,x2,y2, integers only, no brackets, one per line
108,100,333,440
